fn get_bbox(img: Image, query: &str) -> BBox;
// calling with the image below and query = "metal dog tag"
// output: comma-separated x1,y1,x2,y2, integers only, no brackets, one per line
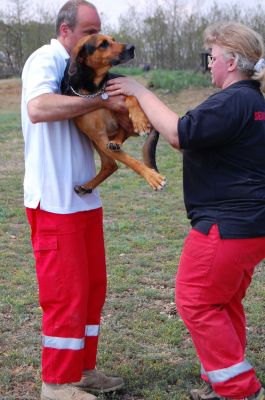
101,92,109,100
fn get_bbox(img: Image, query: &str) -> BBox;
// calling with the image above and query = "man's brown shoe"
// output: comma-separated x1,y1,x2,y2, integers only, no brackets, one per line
41,382,97,400
74,369,124,393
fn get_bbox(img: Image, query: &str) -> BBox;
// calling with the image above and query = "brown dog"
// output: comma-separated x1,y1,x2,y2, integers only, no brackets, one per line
61,34,166,194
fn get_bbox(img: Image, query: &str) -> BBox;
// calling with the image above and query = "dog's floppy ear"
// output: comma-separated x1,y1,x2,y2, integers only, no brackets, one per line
68,42,96,76
68,56,83,76
68,60,77,76
83,43,96,55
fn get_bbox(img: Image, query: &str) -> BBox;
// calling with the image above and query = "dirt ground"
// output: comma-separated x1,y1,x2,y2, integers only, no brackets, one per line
0,78,22,111
0,77,217,114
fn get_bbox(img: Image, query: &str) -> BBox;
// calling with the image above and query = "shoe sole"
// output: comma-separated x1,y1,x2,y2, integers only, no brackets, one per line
190,390,200,400
41,392,97,400
190,389,220,400
81,382,124,393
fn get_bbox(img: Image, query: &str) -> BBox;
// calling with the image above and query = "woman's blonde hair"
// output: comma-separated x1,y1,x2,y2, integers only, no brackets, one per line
203,21,265,92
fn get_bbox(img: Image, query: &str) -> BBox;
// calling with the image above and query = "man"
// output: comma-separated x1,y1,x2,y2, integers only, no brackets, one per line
21,1,128,399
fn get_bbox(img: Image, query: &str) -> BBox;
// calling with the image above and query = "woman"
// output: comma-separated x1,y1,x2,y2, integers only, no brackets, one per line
106,22,265,400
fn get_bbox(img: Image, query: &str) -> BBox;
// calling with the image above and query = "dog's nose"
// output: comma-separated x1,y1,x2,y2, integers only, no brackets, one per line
126,45,135,51
126,45,135,57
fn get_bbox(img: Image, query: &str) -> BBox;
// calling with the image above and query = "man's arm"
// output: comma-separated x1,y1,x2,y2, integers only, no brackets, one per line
27,92,129,124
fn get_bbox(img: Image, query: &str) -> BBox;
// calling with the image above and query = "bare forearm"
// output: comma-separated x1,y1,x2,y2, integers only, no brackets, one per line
27,93,103,123
136,89,180,149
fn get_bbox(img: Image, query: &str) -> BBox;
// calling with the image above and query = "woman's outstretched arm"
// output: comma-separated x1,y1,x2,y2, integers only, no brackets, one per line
106,77,180,149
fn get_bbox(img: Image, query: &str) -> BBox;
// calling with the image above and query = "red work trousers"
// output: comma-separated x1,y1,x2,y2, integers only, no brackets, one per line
26,206,107,384
176,224,265,399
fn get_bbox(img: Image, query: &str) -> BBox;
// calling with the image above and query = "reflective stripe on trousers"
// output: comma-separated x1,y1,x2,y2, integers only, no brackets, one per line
201,360,253,383
42,324,100,350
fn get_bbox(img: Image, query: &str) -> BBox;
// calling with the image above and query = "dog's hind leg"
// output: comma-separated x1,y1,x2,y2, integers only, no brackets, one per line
74,145,118,195
95,133,166,191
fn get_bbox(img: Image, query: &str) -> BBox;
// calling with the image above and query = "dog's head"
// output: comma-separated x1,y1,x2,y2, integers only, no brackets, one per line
69,34,135,76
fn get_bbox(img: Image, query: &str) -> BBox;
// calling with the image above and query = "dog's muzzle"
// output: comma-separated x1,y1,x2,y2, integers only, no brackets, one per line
123,45,135,60
111,45,135,66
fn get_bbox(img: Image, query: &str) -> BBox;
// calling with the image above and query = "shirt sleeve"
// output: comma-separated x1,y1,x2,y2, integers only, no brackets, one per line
23,49,61,104
178,91,244,150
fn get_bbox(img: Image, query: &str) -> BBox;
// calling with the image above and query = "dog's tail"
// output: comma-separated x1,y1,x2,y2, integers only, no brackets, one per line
142,129,159,172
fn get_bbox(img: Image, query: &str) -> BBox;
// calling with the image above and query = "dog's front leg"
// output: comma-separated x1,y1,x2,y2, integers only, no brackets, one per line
107,129,127,151
125,96,151,135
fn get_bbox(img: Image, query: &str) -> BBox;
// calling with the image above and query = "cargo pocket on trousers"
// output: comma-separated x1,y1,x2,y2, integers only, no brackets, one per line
33,235,64,308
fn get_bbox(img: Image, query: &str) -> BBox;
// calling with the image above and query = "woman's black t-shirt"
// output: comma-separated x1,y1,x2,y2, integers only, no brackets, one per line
178,80,265,238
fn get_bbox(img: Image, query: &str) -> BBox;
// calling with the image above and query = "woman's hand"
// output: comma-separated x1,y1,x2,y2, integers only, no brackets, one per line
106,77,146,98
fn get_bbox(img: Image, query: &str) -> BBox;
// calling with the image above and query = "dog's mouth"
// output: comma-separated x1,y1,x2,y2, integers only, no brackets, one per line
111,45,135,66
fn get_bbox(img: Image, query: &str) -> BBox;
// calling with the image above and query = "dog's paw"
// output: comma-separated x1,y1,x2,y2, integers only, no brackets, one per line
155,178,167,191
131,116,151,135
107,142,121,151
139,131,148,137
145,170,167,191
74,185,93,195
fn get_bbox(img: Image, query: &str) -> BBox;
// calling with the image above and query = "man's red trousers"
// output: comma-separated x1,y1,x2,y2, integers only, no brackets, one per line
26,206,106,384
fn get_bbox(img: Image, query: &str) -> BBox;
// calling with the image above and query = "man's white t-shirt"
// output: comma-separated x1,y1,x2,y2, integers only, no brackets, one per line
21,38,102,214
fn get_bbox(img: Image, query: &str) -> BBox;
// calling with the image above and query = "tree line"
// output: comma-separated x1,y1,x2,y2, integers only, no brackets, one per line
0,0,265,77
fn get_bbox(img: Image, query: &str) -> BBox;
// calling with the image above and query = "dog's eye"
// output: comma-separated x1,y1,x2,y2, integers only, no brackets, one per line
99,40,109,49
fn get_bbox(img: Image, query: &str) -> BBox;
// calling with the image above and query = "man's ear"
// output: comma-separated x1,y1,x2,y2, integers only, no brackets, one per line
59,22,70,39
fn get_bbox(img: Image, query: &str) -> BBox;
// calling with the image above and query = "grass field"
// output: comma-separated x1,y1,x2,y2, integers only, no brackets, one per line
0,78,264,400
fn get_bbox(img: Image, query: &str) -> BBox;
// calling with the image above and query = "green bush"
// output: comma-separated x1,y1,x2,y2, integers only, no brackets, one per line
111,67,212,93
111,66,145,76
149,69,212,92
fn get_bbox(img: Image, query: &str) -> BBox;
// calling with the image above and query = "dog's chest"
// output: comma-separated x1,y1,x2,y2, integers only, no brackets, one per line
97,109,119,136
75,108,119,138
104,111,119,135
